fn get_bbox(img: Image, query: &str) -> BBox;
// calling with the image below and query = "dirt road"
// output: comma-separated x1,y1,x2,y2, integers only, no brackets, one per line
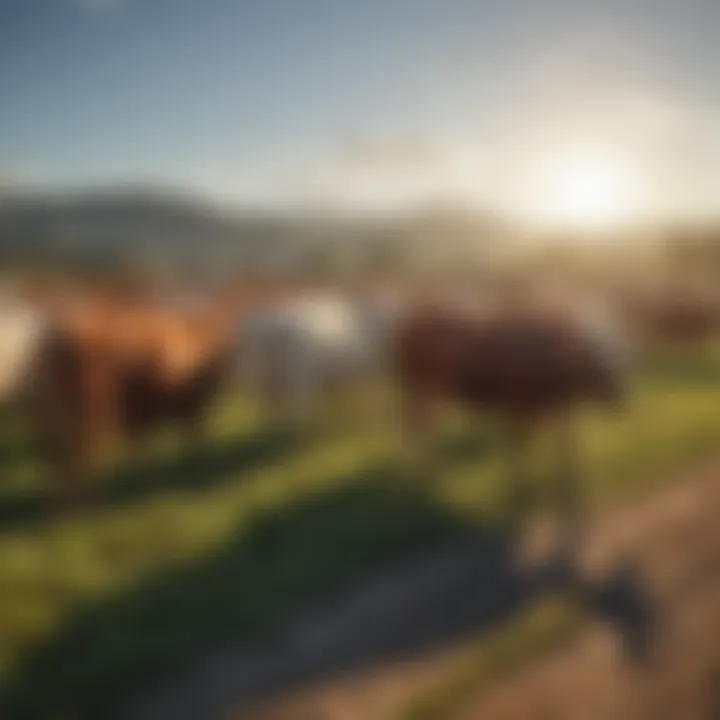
457,462,720,720
122,461,720,720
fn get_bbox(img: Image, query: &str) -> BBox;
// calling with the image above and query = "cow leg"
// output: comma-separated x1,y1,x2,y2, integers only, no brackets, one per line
182,411,207,463
36,400,93,511
261,373,284,429
281,350,317,439
291,354,316,430
508,422,533,516
129,429,156,470
263,355,305,434
29,372,88,510
52,433,95,511
554,413,583,569
400,388,437,476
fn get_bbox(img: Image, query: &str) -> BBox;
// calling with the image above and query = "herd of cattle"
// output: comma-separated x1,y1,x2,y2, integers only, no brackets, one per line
0,273,718,507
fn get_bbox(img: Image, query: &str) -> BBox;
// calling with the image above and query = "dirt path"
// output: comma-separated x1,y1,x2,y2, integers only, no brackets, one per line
456,463,720,720
121,461,720,720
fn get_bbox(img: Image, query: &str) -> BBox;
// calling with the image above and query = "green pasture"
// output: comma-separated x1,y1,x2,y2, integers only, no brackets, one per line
0,345,719,719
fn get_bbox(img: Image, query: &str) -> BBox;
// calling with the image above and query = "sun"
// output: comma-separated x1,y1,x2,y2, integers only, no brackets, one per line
525,147,640,229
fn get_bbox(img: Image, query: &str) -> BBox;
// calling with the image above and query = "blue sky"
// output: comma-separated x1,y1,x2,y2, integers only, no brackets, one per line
2,0,720,218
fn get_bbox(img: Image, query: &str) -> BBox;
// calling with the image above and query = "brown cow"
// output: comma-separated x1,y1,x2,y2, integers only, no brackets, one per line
26,294,239,504
394,297,625,522
619,285,720,348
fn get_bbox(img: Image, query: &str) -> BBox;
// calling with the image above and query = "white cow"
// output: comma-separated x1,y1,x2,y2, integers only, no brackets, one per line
237,288,402,423
0,291,48,404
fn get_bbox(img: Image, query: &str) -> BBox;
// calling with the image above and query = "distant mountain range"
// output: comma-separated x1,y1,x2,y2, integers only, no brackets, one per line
0,188,514,274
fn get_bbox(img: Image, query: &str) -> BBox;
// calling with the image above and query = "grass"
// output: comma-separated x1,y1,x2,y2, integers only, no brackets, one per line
0,346,719,719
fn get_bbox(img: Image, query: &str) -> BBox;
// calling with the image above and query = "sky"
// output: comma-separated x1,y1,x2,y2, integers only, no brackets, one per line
2,0,720,222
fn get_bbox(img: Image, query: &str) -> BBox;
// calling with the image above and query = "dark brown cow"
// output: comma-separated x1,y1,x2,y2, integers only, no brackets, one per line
620,287,720,347
26,297,238,504
394,299,624,519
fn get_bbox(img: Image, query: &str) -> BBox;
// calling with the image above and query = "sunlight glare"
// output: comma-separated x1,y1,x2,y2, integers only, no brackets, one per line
527,147,640,229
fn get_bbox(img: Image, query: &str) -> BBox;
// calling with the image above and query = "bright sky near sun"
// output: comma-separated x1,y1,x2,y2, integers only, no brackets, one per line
2,0,720,225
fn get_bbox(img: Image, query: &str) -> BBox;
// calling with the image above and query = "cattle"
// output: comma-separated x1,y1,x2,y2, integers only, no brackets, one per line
237,287,403,426
25,293,239,504
618,285,720,348
393,294,626,525
0,291,48,405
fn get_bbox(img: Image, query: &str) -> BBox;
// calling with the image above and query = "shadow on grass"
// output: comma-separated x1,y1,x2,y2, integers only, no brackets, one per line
0,435,34,472
439,423,498,464
0,427,302,531
0,458,658,720
0,410,500,533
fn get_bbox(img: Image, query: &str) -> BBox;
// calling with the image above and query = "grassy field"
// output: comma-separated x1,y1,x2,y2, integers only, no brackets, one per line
0,346,720,719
